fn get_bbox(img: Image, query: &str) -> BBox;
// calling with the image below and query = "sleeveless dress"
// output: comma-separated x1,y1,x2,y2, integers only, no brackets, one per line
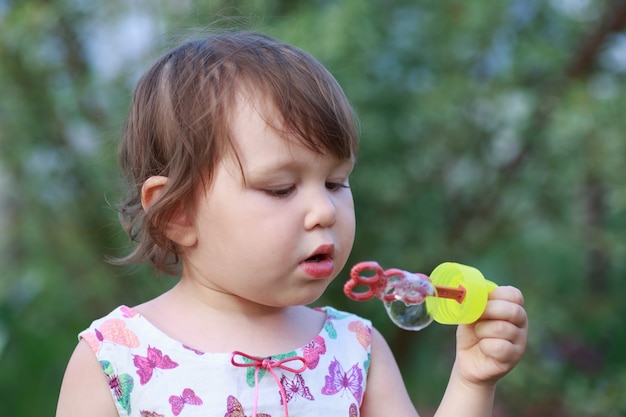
79,305,371,417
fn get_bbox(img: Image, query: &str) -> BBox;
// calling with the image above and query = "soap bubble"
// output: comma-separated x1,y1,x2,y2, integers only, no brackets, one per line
384,299,433,331
382,272,435,331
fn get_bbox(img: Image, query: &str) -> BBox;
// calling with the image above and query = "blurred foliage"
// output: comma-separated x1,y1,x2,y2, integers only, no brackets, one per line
1,0,626,416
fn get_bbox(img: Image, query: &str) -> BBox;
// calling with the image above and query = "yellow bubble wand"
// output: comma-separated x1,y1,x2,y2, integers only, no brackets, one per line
344,261,498,330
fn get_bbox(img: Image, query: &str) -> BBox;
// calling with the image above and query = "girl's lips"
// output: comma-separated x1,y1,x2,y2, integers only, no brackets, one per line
300,244,335,278
300,258,335,279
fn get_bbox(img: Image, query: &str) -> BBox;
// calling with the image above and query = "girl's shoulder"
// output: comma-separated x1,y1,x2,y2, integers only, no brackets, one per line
80,305,142,333
79,305,186,356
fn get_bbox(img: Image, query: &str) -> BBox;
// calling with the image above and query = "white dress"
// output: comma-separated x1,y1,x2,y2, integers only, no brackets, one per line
79,305,372,417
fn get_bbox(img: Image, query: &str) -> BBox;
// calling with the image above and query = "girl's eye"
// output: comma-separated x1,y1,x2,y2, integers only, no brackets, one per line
263,186,296,198
326,182,350,191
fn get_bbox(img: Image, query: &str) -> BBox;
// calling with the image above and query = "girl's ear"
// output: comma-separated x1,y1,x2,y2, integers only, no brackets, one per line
141,176,197,248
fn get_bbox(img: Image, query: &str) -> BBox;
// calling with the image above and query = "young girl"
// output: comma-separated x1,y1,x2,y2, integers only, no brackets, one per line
56,31,527,417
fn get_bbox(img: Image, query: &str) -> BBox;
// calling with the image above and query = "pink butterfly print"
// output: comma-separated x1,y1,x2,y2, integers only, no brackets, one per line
120,305,139,318
349,403,358,417
133,346,179,385
82,318,140,353
225,395,271,417
279,373,314,404
348,321,371,350
169,388,203,416
183,344,205,355
321,358,363,402
140,411,165,417
302,335,326,369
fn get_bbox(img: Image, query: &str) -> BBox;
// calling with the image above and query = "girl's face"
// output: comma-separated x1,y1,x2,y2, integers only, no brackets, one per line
181,95,356,309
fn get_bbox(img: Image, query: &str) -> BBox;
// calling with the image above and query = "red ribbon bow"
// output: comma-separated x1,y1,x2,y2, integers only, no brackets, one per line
231,351,308,417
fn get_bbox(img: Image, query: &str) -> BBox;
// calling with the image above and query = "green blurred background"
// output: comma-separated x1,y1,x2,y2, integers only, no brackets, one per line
1,0,626,415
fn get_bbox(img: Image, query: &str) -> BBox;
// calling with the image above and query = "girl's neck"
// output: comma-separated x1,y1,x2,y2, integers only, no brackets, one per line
134,279,326,356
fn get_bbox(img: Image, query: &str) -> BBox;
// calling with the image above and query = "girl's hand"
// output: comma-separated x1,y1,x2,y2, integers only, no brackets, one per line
454,286,528,386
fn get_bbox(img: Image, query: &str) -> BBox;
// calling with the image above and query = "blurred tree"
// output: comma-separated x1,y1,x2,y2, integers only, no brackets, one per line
1,0,625,416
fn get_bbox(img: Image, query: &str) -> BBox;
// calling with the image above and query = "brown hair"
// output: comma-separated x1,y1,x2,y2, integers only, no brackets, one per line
113,31,359,274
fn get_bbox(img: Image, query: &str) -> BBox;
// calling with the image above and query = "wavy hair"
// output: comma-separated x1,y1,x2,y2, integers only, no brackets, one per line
113,31,359,274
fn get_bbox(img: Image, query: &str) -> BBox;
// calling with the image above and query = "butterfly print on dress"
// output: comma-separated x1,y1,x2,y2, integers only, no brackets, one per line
348,321,371,350
140,411,165,417
120,305,139,318
100,360,134,414
183,344,205,355
279,373,314,404
169,388,203,416
321,358,364,403
225,395,271,417
302,335,326,369
133,346,179,385
83,318,140,353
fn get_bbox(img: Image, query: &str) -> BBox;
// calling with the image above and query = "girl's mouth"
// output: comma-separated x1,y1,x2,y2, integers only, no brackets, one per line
306,254,328,263
300,245,335,278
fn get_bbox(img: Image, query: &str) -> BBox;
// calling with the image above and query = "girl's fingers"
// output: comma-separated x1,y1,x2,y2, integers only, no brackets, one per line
488,285,525,306
481,286,528,329
474,286,529,354
474,317,526,344
480,299,528,329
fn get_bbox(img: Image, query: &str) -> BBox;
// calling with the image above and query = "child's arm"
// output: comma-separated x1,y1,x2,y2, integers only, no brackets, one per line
434,285,528,417
360,327,421,417
56,339,119,417
362,286,526,417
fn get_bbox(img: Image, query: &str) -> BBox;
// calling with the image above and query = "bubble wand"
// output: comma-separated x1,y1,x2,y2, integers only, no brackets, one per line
344,261,498,330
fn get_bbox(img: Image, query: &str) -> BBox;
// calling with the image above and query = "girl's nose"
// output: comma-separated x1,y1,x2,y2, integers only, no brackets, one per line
304,189,337,230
